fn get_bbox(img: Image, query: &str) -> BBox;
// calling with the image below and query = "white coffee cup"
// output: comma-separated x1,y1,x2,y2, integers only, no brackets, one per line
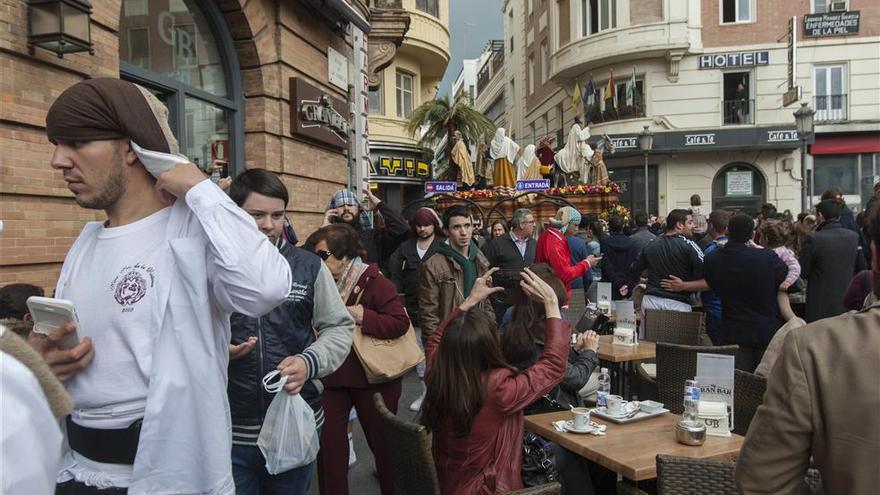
571,407,590,430
606,394,625,415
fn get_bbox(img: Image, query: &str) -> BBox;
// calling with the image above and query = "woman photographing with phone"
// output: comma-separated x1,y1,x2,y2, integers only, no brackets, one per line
420,267,570,495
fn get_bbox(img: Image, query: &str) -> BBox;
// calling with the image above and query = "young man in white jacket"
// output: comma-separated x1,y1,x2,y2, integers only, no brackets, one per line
28,78,291,495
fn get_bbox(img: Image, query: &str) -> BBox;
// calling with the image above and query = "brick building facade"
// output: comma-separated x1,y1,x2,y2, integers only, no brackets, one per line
0,0,410,292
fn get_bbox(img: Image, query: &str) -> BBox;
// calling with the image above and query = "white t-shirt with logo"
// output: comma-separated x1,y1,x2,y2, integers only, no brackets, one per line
64,207,170,430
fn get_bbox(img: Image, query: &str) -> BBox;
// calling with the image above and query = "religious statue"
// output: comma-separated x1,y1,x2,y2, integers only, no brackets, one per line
586,133,614,186
551,124,593,187
517,144,543,181
489,127,521,188
450,130,475,187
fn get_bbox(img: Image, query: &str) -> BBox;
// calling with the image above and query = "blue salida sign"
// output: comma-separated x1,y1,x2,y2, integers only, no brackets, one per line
516,179,551,192
425,181,457,194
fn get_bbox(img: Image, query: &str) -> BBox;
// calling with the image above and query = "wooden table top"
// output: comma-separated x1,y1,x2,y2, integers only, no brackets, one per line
597,335,656,362
524,410,744,481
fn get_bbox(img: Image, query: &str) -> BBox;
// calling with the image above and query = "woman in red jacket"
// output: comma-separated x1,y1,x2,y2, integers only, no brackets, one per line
304,224,410,495
421,267,571,495
536,206,599,303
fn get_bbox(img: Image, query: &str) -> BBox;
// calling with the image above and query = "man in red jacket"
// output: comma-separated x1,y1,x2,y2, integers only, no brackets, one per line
536,206,600,304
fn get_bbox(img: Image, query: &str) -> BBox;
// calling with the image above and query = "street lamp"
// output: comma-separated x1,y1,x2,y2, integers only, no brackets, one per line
26,0,94,58
638,125,654,214
793,102,816,213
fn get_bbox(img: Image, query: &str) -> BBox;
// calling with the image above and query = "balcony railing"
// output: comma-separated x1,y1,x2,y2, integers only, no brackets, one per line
723,99,754,125
814,94,847,122
584,101,647,125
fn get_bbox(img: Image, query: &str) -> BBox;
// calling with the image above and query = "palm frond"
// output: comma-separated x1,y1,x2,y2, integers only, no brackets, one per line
404,95,496,151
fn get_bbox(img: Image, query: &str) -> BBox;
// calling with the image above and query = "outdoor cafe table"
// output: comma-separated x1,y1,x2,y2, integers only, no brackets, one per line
524,410,744,482
596,335,656,398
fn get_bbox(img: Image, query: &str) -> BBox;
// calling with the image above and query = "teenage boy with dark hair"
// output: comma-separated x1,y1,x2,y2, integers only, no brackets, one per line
227,169,354,495
418,205,494,342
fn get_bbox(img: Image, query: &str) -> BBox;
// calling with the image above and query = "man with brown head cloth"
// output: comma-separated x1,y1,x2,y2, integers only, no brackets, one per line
31,78,291,494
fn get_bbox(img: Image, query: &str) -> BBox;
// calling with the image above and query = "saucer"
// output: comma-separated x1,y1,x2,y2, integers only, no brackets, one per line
596,403,638,418
563,420,595,434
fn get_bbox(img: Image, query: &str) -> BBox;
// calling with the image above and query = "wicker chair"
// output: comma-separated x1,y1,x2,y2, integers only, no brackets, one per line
569,288,587,310
733,369,767,436
373,394,561,495
656,343,738,414
644,309,706,345
655,455,739,495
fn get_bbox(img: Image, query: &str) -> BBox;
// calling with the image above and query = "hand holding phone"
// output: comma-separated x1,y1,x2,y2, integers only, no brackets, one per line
26,296,94,381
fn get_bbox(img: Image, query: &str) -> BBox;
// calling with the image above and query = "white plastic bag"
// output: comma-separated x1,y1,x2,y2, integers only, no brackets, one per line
257,370,319,474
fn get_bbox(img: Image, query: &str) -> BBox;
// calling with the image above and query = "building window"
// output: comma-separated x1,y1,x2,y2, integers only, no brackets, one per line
416,0,439,17
556,103,565,145
119,0,240,174
528,55,535,94
813,0,848,13
721,0,752,24
529,0,535,15
540,41,549,83
528,123,536,142
396,71,414,118
814,65,846,122
722,72,753,125
581,0,617,36
812,153,879,208
608,165,659,215
368,80,383,114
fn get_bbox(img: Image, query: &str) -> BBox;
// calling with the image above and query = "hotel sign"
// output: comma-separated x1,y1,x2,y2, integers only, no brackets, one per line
804,11,860,38
699,51,769,70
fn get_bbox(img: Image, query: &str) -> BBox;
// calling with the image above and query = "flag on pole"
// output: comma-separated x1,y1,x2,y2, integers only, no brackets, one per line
605,70,615,109
599,86,606,112
571,81,582,110
584,79,595,108
626,67,636,106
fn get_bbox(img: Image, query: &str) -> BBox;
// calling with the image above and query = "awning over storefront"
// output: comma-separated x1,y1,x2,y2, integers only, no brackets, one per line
811,133,880,155
587,126,802,156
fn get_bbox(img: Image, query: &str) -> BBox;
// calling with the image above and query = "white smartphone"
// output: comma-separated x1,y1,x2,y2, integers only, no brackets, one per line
26,296,81,350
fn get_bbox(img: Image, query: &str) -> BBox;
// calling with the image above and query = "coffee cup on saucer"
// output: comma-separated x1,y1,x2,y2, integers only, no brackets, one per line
571,407,591,430
606,395,625,415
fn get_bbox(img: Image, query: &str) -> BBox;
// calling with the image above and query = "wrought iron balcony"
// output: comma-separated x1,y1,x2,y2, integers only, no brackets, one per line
814,94,847,122
722,99,754,125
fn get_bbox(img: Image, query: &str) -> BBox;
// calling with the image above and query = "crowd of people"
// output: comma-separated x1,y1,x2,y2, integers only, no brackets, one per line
2,77,879,495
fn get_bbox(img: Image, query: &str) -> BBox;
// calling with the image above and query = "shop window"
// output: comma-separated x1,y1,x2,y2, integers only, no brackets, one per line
812,154,859,207
396,71,414,118
581,0,617,37
607,165,658,215
722,72,752,125
119,0,241,174
814,65,846,122
721,0,752,23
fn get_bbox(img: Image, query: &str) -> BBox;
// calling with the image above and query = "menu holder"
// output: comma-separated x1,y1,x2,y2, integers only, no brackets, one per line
612,300,637,346
596,282,612,315
696,353,735,434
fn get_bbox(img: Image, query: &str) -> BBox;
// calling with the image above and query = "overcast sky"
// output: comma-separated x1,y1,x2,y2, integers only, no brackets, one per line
437,0,504,98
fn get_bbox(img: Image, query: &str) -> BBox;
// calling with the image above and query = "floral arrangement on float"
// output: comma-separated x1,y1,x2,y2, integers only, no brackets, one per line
599,203,631,224
438,182,621,201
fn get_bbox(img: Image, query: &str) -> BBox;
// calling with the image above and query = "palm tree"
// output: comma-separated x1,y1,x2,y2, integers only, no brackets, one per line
404,95,496,180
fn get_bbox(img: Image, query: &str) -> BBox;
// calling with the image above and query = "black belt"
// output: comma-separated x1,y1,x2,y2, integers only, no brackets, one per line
66,416,142,465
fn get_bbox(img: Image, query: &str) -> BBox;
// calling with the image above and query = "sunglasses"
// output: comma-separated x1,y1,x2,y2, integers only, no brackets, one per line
315,249,333,261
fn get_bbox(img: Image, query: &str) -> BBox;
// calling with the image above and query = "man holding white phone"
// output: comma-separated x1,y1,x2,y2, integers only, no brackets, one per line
30,78,291,494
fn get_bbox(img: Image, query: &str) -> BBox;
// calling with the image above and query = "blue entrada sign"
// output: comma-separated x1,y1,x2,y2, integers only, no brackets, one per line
425,181,457,193
516,179,551,192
